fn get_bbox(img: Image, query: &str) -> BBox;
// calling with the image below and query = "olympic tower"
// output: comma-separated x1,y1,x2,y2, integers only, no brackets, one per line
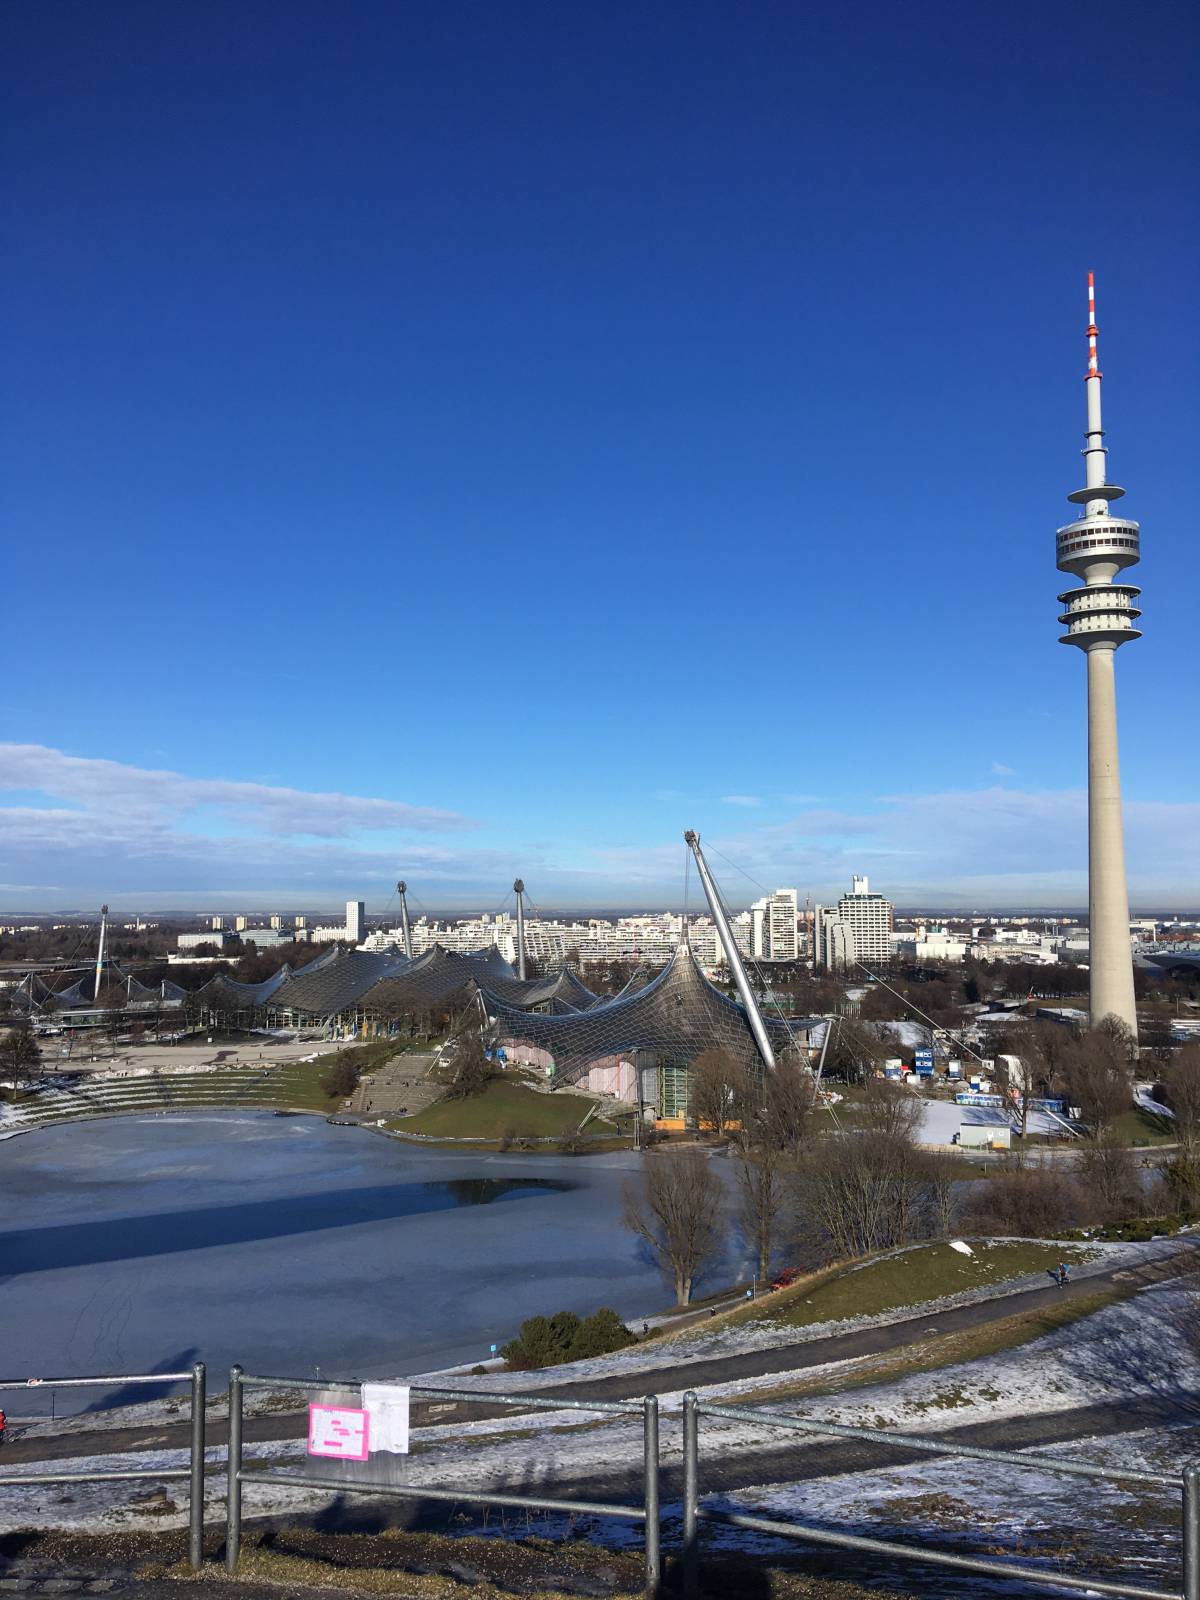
1056,274,1140,1041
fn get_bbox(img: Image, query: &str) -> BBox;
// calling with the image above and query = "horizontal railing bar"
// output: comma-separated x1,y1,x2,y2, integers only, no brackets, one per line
0,1470,191,1485
0,1374,192,1391
695,1507,1180,1600
697,1402,1178,1489
410,1384,642,1415
238,1374,640,1414
241,1468,645,1521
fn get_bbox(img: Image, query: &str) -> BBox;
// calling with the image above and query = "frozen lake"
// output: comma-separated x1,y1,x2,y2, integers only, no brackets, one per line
0,1113,744,1406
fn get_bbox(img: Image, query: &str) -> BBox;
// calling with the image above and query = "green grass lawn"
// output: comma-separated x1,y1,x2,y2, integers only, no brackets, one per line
714,1239,1099,1335
395,1077,609,1139
1112,1104,1177,1145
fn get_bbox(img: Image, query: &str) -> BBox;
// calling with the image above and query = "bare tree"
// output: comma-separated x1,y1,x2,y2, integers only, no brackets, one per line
754,1056,817,1155
792,1125,932,1260
737,1146,786,1279
688,1048,748,1139
1162,1044,1200,1158
1056,1028,1132,1136
444,1026,492,1100
0,1026,42,1098
859,1077,922,1139
622,1150,726,1305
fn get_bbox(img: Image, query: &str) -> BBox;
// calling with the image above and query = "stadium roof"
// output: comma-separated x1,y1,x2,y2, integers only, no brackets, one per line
489,942,812,1083
270,943,516,1019
476,967,599,1013
196,965,296,1009
355,945,518,1014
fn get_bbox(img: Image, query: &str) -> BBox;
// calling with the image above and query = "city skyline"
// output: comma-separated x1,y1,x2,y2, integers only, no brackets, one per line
3,3,1197,912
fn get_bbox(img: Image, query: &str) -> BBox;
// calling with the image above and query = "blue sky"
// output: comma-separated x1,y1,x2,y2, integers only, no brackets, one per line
2,0,1197,913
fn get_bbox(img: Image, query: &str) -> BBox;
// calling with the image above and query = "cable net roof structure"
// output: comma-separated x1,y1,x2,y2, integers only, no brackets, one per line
354,945,519,1014
265,943,516,1021
195,965,296,1010
476,967,599,1014
487,941,813,1085
20,964,189,1011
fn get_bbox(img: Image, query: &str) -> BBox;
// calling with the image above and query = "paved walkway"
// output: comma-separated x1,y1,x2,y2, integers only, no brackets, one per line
4,1245,1195,1469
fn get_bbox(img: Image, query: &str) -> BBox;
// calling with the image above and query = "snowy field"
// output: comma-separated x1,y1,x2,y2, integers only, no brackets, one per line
2,1275,1196,1600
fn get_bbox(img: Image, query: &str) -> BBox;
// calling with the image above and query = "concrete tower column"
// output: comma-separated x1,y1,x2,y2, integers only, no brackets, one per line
1085,646,1138,1030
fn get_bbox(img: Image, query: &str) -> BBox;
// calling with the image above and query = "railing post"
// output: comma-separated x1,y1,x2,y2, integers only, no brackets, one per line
225,1366,243,1573
1184,1460,1200,1600
642,1394,660,1598
682,1392,699,1600
188,1362,206,1570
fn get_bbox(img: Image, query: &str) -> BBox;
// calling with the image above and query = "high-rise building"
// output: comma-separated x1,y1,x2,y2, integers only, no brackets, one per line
812,875,893,970
346,899,366,945
766,889,799,960
748,890,799,959
234,915,248,932
210,916,224,931
270,914,284,930
839,875,893,967
1055,276,1140,1041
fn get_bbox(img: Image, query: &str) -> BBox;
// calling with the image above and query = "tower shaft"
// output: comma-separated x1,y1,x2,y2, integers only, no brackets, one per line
1086,647,1137,1030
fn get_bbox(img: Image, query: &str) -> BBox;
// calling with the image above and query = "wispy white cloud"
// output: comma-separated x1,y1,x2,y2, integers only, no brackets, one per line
1,745,1196,910
0,744,476,840
991,761,1015,776
721,794,761,808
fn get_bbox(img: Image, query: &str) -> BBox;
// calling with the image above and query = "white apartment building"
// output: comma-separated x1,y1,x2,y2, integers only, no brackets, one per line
748,889,800,960
346,900,365,945
813,875,894,971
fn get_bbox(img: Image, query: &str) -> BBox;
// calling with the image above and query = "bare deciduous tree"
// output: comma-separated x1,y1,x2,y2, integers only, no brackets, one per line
755,1056,817,1155
622,1150,726,1306
1162,1045,1200,1158
688,1048,748,1139
736,1146,786,1279
0,1025,42,1098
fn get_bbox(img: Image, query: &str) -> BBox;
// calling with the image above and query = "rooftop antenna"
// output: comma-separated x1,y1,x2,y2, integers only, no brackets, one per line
683,832,775,1070
513,879,527,980
93,904,109,1001
396,880,413,959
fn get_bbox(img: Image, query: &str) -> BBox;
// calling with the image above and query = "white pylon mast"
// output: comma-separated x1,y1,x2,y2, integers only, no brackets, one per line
1056,273,1140,1040
683,831,775,1071
513,878,526,981
396,880,412,959
93,904,109,1001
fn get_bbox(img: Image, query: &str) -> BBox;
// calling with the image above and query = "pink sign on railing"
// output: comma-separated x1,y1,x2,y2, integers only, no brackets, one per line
307,1403,369,1461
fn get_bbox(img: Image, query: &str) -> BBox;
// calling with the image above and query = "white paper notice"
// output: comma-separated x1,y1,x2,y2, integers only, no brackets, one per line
362,1383,410,1455
307,1404,369,1460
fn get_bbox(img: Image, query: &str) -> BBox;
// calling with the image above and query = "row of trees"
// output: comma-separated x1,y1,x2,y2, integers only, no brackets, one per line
622,1039,1200,1305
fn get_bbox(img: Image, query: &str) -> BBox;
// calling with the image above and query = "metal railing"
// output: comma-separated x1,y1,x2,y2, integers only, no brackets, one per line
681,1392,1200,1600
225,1366,662,1596
0,1365,207,1570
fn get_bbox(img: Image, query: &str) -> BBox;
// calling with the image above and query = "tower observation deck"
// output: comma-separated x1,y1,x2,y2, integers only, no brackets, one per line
1056,274,1140,1040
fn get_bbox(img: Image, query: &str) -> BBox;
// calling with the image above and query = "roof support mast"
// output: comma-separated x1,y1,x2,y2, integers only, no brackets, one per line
93,904,109,1001
683,831,775,1071
396,881,412,959
513,879,527,981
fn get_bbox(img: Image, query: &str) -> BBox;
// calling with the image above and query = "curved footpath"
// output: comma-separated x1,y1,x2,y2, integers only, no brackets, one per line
4,1243,1195,1470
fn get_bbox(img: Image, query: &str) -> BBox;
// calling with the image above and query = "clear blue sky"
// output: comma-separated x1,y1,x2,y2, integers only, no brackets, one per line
2,0,1197,914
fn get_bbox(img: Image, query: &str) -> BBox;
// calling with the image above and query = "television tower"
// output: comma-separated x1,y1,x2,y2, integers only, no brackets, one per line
1056,273,1140,1041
